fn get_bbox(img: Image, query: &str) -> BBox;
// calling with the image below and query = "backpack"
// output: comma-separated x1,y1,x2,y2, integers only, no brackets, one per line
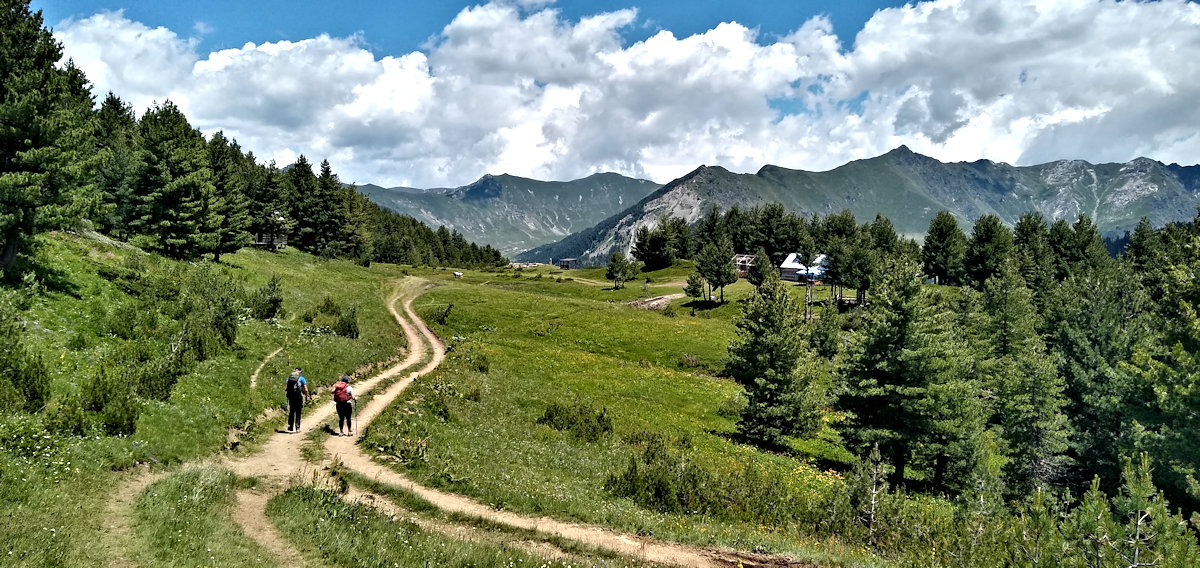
333,381,351,403
286,375,302,397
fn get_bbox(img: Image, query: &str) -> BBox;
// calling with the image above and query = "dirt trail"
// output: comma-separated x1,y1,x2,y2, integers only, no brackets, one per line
101,465,166,568
340,485,571,561
248,346,285,389
223,280,434,558
233,489,305,566
629,293,686,309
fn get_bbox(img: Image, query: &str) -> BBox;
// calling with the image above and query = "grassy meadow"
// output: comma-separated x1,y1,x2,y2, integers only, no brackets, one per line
2,233,699,567
362,264,863,563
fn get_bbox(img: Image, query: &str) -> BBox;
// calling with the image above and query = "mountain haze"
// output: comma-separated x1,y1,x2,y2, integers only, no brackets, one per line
517,147,1200,264
359,173,660,255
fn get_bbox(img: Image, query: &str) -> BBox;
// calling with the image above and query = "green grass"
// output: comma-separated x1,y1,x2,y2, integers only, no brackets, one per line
134,465,275,568
361,277,859,562
266,484,649,567
0,233,417,565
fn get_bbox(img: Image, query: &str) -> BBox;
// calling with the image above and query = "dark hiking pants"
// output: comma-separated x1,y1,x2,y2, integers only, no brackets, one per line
336,401,352,432
288,395,304,430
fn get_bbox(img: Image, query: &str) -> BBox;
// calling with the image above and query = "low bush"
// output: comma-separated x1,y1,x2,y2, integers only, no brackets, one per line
317,295,341,315
334,306,359,338
536,401,613,443
0,296,50,413
246,274,284,319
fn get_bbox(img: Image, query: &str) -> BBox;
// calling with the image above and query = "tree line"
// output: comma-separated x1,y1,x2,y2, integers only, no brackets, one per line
0,0,505,273
707,202,1200,527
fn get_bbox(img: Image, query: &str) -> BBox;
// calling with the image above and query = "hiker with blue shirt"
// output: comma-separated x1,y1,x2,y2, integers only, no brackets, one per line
285,367,309,432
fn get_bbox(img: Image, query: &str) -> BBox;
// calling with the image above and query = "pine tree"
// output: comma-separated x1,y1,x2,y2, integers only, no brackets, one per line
726,269,827,446
631,223,675,271
662,215,694,260
94,92,141,238
129,100,216,260
683,269,708,302
694,205,724,253
605,251,639,289
922,210,966,286
697,237,737,303
964,214,1014,288
746,247,773,289
283,155,321,252
244,159,294,249
206,131,252,262
839,256,984,488
979,263,1070,493
1043,265,1145,491
0,1,99,269
1012,212,1055,307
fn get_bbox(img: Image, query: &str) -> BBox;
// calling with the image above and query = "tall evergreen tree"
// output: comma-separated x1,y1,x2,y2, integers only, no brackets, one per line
698,237,738,303
1012,212,1055,305
1044,266,1146,491
0,1,99,270
129,100,215,260
94,92,141,238
746,247,773,289
979,263,1070,493
244,159,293,249
694,205,724,254
605,251,639,289
206,131,252,262
839,256,984,489
922,210,966,286
283,155,321,252
726,269,827,446
631,223,675,271
964,214,1014,288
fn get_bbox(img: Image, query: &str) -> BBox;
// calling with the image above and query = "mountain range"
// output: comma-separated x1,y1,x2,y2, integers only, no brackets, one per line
359,147,1200,265
357,173,660,256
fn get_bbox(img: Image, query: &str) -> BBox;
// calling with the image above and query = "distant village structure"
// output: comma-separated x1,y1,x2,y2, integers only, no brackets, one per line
778,253,827,283
252,232,287,250
556,258,579,270
732,254,756,277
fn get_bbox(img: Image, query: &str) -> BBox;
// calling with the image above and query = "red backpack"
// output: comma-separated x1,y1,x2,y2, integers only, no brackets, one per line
333,381,352,402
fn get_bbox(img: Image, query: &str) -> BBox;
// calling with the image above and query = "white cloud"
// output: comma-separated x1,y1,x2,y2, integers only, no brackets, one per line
53,0,1200,188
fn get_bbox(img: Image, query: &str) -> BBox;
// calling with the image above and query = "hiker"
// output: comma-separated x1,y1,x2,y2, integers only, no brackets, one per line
332,374,357,436
285,367,309,432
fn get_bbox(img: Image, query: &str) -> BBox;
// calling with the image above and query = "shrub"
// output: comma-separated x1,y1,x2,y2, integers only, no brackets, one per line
604,437,717,515
333,306,359,338
0,297,50,413
317,295,341,315
247,274,284,319
536,401,613,443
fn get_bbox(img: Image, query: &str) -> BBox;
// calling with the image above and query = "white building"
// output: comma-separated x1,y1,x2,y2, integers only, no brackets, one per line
779,253,827,283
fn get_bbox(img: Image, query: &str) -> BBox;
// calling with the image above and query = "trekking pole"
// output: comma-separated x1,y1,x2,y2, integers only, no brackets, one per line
353,399,358,436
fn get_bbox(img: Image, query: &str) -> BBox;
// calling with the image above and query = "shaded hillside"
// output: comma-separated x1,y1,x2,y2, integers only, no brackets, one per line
517,147,1200,264
359,173,660,255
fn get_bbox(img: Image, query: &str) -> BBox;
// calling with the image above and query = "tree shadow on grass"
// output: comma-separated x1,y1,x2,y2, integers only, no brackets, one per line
681,298,724,312
3,254,81,298
706,427,854,472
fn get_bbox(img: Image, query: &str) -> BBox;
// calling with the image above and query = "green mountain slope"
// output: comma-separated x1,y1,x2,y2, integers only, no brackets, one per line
517,147,1200,264
359,173,660,255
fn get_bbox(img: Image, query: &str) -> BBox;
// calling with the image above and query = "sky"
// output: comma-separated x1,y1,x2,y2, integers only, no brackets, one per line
33,0,1200,188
